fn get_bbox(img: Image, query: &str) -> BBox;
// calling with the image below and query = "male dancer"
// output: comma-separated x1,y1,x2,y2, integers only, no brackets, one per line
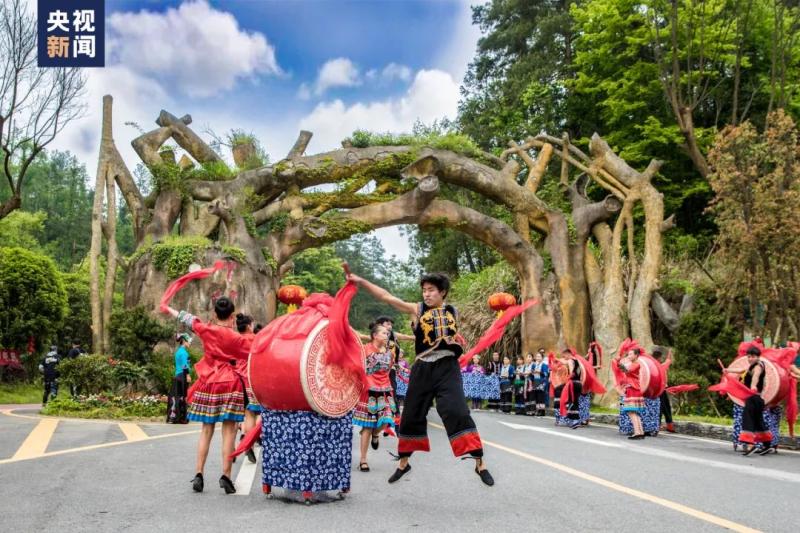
346,271,494,486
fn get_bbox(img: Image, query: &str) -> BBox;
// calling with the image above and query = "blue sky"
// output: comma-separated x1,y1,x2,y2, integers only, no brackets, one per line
51,0,480,259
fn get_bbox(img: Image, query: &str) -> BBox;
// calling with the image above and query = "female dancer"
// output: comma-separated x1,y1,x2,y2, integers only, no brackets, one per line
531,351,549,416
163,297,252,493
167,333,192,424
499,355,514,413
236,313,260,464
486,352,502,411
555,349,583,428
523,353,536,415
463,354,486,410
513,355,527,415
353,323,397,471
613,346,645,439
395,359,410,410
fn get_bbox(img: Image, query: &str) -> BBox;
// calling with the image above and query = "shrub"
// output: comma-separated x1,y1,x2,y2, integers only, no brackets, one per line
672,288,739,415
109,306,174,364
57,355,114,395
42,394,166,420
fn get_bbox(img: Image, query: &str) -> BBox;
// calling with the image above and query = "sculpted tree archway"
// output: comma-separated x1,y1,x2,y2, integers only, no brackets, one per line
91,95,671,401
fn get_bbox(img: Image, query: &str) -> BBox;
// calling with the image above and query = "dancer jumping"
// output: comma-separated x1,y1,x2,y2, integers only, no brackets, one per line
346,272,495,486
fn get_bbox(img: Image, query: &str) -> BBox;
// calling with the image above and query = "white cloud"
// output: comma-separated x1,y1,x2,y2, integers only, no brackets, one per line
380,63,412,82
49,66,172,176
297,83,312,101
314,57,361,95
299,69,460,152
434,0,481,82
107,0,281,98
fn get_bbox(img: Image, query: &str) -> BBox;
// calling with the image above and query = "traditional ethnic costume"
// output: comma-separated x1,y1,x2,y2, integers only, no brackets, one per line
523,362,537,415
613,356,645,436
485,360,503,411
353,343,397,429
395,360,410,404
513,364,527,414
738,361,772,449
462,362,489,409
557,358,583,428
178,311,252,424
551,359,568,424
531,360,549,416
499,363,514,413
396,303,483,460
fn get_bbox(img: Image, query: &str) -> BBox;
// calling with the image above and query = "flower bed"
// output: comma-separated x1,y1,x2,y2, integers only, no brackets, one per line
41,393,167,420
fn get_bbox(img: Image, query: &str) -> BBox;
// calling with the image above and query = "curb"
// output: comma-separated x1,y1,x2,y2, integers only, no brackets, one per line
590,412,799,449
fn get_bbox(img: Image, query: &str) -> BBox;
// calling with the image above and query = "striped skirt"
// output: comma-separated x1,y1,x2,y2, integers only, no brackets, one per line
353,388,396,429
188,380,245,424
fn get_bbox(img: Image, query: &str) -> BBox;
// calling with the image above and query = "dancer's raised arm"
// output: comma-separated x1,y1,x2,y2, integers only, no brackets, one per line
346,273,417,316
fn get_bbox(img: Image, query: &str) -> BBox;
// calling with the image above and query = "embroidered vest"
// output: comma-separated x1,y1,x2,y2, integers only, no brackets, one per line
413,302,462,358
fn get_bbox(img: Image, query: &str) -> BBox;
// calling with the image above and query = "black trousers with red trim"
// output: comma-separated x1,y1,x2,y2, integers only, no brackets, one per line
397,356,483,458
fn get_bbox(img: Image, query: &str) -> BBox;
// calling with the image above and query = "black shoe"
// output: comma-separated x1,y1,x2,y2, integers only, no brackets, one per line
388,464,411,483
475,463,494,486
219,475,236,494
627,434,645,440
191,473,203,493
757,446,775,456
741,446,756,456
246,447,257,464
371,434,380,450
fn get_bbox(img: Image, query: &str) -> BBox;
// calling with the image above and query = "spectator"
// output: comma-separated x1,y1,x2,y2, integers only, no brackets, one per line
64,340,85,397
39,345,60,405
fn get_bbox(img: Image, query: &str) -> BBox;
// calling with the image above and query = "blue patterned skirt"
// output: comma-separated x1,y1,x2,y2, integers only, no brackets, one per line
261,409,353,492
579,394,591,423
396,377,408,398
619,396,660,434
733,404,781,448
462,373,500,400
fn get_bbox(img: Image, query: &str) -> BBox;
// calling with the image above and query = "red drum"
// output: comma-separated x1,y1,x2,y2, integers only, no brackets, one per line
638,355,665,399
725,356,791,408
248,319,365,417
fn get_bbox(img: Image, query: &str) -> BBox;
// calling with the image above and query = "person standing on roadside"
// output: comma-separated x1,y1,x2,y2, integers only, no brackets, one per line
64,340,85,397
39,345,60,405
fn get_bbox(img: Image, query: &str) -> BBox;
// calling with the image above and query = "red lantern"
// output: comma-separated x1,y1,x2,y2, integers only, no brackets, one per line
488,292,516,318
278,285,308,313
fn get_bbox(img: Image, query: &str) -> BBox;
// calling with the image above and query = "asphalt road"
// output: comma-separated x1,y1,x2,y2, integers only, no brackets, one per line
1,406,798,532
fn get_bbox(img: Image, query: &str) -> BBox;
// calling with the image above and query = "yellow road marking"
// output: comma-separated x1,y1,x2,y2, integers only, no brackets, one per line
11,418,59,460
0,429,198,465
429,422,761,533
119,422,149,441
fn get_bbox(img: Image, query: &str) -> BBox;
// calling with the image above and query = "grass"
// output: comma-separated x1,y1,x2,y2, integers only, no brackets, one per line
0,381,43,404
592,403,791,434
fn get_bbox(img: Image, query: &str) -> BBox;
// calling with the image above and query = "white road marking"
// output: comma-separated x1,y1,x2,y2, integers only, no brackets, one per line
499,419,800,484
498,421,622,448
234,453,259,496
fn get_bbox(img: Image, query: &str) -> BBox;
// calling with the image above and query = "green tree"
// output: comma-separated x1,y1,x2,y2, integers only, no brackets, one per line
459,0,577,147
61,264,93,348
0,210,46,250
20,151,93,269
0,247,68,350
707,109,800,340
109,306,174,364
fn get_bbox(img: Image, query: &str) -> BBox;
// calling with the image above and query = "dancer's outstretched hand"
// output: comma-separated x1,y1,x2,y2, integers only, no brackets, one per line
346,272,364,285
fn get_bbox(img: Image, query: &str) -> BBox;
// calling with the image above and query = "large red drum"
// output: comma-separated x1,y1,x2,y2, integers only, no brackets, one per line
725,356,792,408
637,355,665,399
248,319,365,417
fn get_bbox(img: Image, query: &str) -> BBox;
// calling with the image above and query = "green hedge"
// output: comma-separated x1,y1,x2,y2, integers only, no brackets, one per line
42,394,166,420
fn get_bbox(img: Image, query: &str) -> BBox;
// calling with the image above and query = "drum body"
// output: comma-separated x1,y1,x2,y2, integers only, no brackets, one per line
726,356,791,408
249,319,364,417
637,355,665,399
